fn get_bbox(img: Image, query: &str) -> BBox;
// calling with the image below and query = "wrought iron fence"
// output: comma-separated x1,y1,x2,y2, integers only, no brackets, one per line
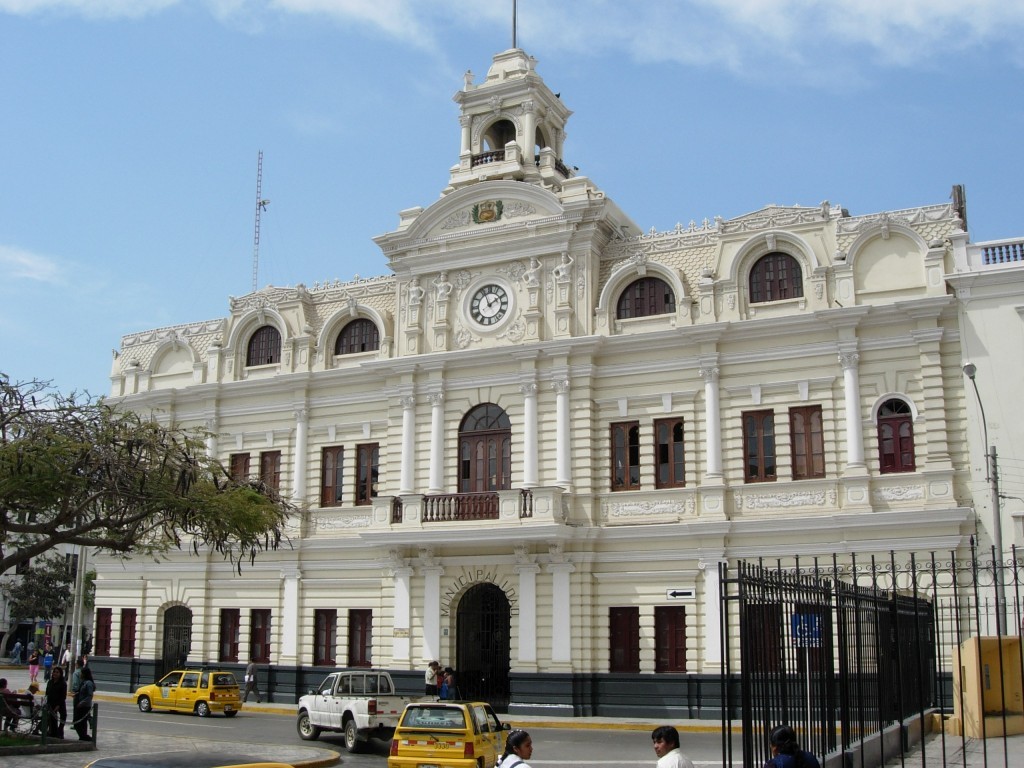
721,544,1024,768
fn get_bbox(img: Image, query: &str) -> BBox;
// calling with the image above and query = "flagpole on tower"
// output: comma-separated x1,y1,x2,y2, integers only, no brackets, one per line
512,0,517,48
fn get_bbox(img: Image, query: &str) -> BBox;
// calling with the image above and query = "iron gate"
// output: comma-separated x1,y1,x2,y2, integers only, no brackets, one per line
456,583,511,710
161,605,192,676
721,545,1024,768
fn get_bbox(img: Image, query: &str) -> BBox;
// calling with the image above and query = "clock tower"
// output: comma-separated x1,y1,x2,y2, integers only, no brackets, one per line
374,48,638,355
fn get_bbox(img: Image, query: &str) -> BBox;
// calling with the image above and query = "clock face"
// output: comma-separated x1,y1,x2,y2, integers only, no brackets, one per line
469,283,510,326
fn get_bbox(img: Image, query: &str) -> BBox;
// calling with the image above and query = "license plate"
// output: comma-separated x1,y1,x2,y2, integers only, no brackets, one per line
420,764,438,768
224,705,234,712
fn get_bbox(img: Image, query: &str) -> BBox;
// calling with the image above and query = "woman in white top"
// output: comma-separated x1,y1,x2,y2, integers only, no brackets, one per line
498,729,534,768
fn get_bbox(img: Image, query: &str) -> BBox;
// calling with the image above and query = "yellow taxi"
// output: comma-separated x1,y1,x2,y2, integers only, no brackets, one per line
135,668,243,718
388,701,510,768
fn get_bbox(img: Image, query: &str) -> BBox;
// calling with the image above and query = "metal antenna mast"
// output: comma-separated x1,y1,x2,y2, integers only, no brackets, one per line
251,150,269,293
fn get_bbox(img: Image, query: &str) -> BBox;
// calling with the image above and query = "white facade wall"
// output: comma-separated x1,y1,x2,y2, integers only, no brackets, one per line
89,49,1023,713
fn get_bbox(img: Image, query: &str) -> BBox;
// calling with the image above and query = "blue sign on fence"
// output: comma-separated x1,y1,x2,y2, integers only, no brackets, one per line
791,613,822,647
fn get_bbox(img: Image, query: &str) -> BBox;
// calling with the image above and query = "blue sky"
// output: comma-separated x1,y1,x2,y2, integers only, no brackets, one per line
2,0,1022,396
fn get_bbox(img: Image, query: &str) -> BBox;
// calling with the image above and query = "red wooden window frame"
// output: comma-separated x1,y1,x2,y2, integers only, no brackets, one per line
355,443,380,505
246,325,281,366
335,319,380,355
320,446,344,507
314,609,337,666
458,405,512,493
878,399,916,473
616,277,676,319
611,421,641,491
749,253,803,303
743,410,777,483
790,405,825,479
94,608,112,656
348,609,372,668
249,609,272,663
118,608,138,658
609,607,640,673
219,608,240,663
655,606,687,672
654,418,686,488
260,450,282,492
229,453,251,483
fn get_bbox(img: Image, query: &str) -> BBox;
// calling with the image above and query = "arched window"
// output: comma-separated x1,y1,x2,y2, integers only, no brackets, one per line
335,319,379,355
458,404,512,493
749,253,803,303
617,277,676,319
877,399,916,473
246,325,281,366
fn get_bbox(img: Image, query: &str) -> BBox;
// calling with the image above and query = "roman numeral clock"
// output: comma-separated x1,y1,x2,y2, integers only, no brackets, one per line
468,282,511,327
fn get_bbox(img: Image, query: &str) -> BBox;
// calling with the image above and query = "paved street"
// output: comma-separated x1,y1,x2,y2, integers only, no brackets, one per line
5,664,1024,768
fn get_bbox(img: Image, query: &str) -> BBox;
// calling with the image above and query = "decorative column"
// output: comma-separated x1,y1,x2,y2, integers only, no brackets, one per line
400,395,416,494
699,557,727,672
515,548,539,669
428,393,445,494
547,559,575,667
421,552,444,664
912,328,953,469
553,379,571,488
293,409,309,504
390,552,412,667
838,350,865,470
459,115,472,156
279,566,301,665
699,364,723,479
520,383,539,487
204,418,218,459
520,100,536,159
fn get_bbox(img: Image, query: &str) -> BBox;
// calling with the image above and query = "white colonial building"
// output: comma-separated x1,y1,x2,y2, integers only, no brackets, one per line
91,47,1020,717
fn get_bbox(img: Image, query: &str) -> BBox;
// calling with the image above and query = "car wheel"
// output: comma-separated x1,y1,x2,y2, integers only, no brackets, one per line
138,696,152,713
196,701,211,718
344,718,363,753
224,710,238,718
296,712,321,741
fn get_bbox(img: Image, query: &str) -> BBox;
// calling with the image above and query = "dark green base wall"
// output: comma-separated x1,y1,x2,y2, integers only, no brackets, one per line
87,658,733,718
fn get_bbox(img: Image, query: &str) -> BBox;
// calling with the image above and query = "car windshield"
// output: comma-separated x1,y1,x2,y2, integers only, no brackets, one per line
211,673,235,686
402,706,467,729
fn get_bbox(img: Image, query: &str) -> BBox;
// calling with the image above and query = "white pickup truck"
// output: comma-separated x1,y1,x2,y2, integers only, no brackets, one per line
296,668,411,752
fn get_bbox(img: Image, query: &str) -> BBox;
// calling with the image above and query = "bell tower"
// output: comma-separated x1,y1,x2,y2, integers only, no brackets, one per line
446,48,575,194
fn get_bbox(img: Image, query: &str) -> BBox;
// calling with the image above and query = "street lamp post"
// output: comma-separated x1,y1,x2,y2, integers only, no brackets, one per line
963,362,1006,634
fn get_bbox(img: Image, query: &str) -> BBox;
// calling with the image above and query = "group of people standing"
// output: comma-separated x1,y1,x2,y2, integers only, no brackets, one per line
0,654,95,741
12,639,78,685
423,660,457,699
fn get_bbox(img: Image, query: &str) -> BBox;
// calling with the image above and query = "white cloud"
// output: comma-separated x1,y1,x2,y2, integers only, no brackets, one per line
0,245,64,284
2,0,1023,72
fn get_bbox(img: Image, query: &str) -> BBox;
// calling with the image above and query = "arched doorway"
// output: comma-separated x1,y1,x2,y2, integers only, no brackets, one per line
456,583,511,710
161,606,192,675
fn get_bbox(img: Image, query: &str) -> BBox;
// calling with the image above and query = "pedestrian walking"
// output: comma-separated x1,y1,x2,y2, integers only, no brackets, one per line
497,729,534,768
45,666,68,738
651,726,696,768
27,647,41,683
43,643,55,681
72,666,95,741
763,725,820,768
10,640,22,664
424,661,440,697
242,658,263,703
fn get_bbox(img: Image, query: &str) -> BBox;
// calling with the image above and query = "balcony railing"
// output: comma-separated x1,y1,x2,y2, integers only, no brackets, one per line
982,239,1024,265
471,150,505,167
384,489,537,524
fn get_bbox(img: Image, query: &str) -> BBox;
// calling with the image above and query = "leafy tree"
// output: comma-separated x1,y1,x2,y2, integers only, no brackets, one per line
0,374,294,577
0,554,74,651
